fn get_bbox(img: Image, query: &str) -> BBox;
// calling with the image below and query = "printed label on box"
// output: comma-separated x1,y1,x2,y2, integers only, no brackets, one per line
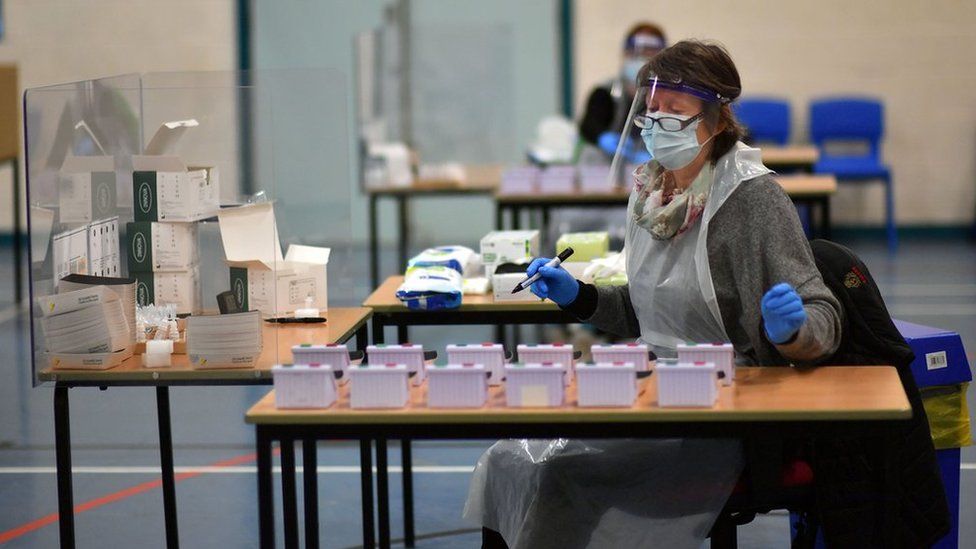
926,351,948,371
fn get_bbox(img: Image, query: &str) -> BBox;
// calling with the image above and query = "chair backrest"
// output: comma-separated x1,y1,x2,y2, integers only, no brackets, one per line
809,97,884,156
734,97,791,145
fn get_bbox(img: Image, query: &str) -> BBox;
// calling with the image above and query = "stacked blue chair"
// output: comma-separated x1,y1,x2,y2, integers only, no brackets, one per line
735,97,791,145
810,97,896,251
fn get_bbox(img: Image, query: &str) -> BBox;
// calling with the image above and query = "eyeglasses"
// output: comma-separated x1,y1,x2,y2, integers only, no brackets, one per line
633,111,704,131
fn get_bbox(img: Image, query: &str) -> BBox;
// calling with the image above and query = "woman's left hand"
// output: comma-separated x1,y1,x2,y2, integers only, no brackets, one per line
761,282,807,344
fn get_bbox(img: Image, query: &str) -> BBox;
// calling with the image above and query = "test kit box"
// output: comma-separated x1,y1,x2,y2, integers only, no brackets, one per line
58,155,117,224
677,343,735,386
348,364,411,409
576,362,640,407
492,262,539,302
427,363,489,408
132,120,219,222
126,222,198,272
894,320,973,387
480,230,539,277
133,266,202,315
504,362,566,407
446,343,506,386
52,217,121,287
273,364,338,409
657,361,719,407
218,203,330,317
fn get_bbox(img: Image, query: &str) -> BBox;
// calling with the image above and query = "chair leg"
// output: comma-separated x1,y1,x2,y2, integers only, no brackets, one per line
884,177,897,253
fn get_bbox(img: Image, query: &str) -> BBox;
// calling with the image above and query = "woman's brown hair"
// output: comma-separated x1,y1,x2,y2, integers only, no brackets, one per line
639,40,745,163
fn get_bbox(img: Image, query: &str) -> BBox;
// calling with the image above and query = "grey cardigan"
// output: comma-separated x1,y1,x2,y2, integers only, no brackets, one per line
569,173,842,366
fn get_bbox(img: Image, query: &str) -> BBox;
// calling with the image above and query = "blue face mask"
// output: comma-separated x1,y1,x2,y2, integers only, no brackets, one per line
640,113,712,170
622,59,645,84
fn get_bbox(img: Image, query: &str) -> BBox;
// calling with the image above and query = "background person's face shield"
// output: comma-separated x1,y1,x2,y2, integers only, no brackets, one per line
608,75,729,187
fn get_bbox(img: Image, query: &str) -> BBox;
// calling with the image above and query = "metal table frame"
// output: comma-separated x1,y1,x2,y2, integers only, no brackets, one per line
49,322,369,549
368,306,578,547
254,415,907,549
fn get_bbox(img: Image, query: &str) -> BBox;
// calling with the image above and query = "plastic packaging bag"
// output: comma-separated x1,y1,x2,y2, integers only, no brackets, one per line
464,438,743,549
921,383,972,450
582,250,627,286
395,266,462,311
406,245,478,277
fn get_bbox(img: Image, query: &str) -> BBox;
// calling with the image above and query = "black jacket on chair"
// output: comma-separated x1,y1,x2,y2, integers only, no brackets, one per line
809,240,950,547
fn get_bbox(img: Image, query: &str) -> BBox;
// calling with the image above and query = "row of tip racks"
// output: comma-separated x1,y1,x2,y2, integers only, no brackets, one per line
272,342,735,410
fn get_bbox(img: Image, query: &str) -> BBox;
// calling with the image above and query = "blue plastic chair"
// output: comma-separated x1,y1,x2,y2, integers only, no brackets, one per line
810,97,897,251
734,97,791,145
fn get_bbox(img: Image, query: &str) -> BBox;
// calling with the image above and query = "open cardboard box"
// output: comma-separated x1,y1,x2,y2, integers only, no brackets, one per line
131,119,219,222
218,202,329,317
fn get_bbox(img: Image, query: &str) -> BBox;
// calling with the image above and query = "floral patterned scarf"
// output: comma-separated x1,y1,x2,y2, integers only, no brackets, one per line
631,161,713,240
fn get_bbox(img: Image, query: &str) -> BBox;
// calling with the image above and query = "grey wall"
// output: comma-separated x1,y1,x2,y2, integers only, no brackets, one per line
252,0,560,250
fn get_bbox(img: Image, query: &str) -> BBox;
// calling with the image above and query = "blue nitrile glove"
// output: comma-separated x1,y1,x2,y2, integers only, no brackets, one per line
527,257,579,306
761,282,807,344
597,131,622,156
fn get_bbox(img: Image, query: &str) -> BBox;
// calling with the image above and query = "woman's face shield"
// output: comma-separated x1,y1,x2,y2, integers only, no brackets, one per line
608,75,729,186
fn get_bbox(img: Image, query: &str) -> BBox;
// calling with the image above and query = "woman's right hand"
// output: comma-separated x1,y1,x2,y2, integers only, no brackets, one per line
527,257,580,306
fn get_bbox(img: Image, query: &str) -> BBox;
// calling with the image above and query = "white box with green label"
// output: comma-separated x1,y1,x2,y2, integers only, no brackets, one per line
58,155,117,225
218,203,329,317
126,221,198,272
133,265,202,315
131,120,219,222
480,230,539,277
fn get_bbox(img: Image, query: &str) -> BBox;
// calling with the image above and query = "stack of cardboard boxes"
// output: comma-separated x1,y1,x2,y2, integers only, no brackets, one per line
127,121,215,315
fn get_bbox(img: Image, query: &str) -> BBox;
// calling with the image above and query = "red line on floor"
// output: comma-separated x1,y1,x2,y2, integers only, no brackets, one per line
0,449,275,544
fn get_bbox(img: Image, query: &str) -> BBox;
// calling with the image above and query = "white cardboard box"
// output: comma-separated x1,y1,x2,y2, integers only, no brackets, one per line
427,363,489,408
218,203,330,317
132,120,219,222
291,343,353,385
492,265,540,303
133,266,202,315
504,363,566,407
480,230,539,277
273,364,338,409
126,221,198,272
677,343,735,385
446,343,506,386
657,361,719,407
367,344,427,385
58,155,117,224
591,343,654,371
576,362,639,407
52,219,121,288
348,364,411,409
517,343,576,385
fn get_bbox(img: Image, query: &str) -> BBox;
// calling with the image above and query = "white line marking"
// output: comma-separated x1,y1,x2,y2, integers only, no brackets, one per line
0,465,475,474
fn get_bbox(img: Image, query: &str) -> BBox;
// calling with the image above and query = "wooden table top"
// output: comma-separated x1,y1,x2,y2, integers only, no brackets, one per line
246,365,911,425
364,276,561,313
38,307,372,384
495,174,837,203
365,165,502,196
760,145,819,166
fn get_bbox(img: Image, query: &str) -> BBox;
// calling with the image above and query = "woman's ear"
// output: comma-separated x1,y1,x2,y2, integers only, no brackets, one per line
714,105,730,135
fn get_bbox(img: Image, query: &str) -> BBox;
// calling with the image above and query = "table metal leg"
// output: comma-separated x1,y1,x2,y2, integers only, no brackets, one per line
398,196,409,271
396,323,408,344
821,197,832,240
281,439,299,549
257,426,275,549
372,316,385,345
541,206,551,246
155,387,180,549
402,440,415,547
376,439,391,548
512,205,521,230
355,323,368,354
495,203,503,230
359,440,376,549
54,386,75,549
369,195,380,289
303,440,319,549
13,158,22,303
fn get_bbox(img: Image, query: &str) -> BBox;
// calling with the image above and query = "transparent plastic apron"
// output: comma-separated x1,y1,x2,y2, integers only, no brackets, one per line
627,142,771,356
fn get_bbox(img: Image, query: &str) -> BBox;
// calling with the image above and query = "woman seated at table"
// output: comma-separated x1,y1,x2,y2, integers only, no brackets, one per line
464,40,844,549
